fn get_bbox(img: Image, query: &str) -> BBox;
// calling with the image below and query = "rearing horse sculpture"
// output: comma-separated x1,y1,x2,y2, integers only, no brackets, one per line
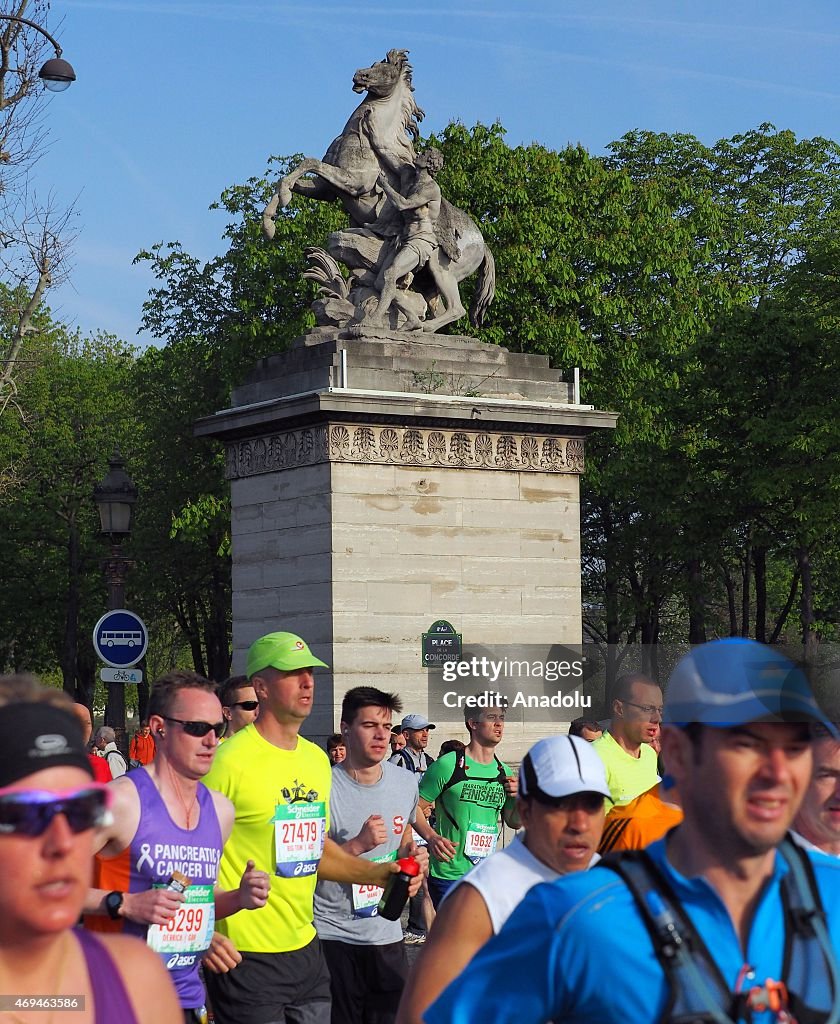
262,49,495,331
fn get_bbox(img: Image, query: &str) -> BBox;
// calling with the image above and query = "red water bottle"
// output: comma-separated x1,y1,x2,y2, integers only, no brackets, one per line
377,856,420,920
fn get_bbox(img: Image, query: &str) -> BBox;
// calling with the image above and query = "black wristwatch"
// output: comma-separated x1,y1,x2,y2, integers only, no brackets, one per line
104,891,124,920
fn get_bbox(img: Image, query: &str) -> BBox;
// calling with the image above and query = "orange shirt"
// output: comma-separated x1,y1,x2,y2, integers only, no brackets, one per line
598,784,683,855
129,732,155,765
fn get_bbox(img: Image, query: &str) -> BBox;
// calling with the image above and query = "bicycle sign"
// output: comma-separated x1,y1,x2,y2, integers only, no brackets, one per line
93,610,148,668
100,668,143,684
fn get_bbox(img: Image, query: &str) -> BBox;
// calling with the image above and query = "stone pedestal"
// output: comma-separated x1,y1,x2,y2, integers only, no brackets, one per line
196,329,616,758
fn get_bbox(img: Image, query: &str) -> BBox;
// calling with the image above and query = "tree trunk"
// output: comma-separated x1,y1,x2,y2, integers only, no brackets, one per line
603,502,621,700
741,535,752,637
796,545,817,664
133,654,150,721
754,546,767,644
75,644,96,711
769,570,800,644
686,558,706,645
722,564,738,636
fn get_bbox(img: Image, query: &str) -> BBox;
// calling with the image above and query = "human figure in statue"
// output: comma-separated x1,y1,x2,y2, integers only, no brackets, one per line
366,149,465,332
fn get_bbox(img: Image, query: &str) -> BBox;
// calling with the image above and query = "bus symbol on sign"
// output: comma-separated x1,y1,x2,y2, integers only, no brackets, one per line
101,630,142,649
93,610,149,668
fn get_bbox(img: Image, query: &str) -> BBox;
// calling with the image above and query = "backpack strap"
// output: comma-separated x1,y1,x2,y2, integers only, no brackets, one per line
435,752,468,829
777,836,840,1024
599,851,737,1024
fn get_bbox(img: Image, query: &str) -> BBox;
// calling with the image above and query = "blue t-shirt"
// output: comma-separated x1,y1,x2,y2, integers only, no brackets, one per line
425,837,840,1024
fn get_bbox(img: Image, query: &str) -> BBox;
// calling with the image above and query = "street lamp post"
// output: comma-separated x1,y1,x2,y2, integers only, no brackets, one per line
0,14,76,91
93,451,137,754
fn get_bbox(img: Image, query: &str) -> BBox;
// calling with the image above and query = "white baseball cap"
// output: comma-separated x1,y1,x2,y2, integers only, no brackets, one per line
520,735,610,801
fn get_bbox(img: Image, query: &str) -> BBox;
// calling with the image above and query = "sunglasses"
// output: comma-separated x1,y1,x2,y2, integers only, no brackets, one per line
0,784,111,837
163,716,227,739
230,700,259,711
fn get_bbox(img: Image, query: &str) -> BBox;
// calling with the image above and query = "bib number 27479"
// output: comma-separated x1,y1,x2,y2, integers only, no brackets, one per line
273,802,326,878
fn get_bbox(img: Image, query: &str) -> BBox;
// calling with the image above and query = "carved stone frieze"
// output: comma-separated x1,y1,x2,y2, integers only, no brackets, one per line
225,424,585,479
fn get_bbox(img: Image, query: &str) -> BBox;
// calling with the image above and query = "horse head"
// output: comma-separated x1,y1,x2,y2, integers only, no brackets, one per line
352,48,413,98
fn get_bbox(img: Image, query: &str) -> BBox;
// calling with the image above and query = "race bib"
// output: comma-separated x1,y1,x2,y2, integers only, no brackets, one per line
464,822,498,864
273,801,327,878
146,884,215,957
351,851,397,919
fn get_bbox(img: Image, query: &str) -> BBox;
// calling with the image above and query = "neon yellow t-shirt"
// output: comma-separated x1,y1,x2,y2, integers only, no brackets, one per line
203,724,332,953
592,731,659,808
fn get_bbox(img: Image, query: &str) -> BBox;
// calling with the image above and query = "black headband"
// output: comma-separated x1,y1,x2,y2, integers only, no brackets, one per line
0,704,93,788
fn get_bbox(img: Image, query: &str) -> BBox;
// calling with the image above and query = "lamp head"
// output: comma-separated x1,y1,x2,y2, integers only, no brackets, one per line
40,57,75,92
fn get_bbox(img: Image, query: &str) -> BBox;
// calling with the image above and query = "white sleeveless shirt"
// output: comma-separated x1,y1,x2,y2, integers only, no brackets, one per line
446,832,599,934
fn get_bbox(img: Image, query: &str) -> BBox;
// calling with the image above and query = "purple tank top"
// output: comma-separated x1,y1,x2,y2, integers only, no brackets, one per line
75,928,138,1024
123,767,223,1009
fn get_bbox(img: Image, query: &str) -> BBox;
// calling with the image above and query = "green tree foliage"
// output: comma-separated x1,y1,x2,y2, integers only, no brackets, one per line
120,122,840,681
577,126,840,669
0,327,136,701
131,162,345,679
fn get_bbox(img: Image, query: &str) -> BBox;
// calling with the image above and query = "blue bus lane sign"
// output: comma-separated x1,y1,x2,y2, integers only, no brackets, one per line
93,609,149,668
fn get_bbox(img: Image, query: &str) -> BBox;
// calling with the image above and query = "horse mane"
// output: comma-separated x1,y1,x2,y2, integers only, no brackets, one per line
384,48,425,142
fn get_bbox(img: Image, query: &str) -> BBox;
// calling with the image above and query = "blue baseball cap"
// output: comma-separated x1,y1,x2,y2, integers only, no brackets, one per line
663,638,837,737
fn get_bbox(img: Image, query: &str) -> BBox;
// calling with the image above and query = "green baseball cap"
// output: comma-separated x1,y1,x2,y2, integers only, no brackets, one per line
246,631,329,678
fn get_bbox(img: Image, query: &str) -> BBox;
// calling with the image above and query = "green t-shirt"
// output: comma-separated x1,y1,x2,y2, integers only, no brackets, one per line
592,731,659,808
419,750,512,881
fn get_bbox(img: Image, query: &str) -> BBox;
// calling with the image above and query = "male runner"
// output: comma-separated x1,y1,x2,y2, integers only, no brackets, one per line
315,686,426,1024
218,675,259,738
399,735,608,1024
418,697,518,907
201,631,405,1024
389,714,435,774
84,670,269,1022
427,639,840,1024
592,672,662,806
792,725,840,855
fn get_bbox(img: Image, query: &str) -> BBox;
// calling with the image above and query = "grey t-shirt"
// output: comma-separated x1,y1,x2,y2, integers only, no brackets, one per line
314,761,419,944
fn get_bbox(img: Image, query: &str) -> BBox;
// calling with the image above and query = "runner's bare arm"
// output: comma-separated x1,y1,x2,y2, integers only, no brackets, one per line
83,779,185,924
414,799,456,862
501,769,521,827
318,836,400,887
395,882,493,1024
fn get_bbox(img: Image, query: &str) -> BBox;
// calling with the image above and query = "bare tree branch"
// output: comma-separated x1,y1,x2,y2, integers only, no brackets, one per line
0,0,74,423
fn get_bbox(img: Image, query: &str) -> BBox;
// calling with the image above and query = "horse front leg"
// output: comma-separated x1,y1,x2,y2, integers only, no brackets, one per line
293,157,379,200
262,159,348,239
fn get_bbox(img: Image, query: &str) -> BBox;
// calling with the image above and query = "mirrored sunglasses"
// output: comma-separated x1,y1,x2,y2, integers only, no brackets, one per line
0,784,111,837
163,716,226,738
231,700,259,711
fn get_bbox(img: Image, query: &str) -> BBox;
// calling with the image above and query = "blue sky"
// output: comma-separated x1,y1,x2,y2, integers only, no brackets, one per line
32,0,840,346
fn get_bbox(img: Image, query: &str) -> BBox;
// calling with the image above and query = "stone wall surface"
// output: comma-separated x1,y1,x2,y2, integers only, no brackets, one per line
196,331,616,760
